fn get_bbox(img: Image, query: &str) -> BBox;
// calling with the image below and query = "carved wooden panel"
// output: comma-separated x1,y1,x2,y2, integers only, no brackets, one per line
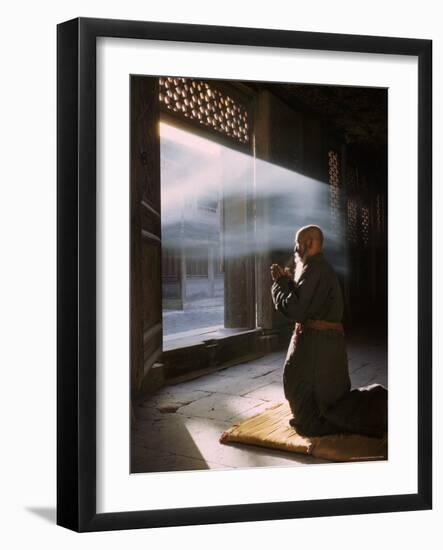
328,149,341,236
159,76,249,144
361,205,370,246
347,198,358,244
131,76,162,395
133,78,161,208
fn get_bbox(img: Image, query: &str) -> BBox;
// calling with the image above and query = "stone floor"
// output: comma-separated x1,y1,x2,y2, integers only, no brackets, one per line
163,302,224,338
131,329,387,473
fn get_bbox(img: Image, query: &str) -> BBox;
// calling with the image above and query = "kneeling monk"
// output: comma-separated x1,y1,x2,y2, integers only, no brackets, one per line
271,224,387,438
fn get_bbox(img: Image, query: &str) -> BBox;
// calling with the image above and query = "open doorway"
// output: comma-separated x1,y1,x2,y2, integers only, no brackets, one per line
160,120,257,349
130,75,388,473
160,122,225,346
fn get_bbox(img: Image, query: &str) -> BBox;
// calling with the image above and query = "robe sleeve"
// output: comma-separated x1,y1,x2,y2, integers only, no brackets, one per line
271,263,322,322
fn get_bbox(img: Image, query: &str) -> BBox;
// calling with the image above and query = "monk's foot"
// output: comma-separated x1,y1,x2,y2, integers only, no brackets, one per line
288,417,297,428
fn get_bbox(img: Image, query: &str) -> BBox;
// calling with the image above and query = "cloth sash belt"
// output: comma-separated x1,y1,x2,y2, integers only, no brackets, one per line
295,319,344,335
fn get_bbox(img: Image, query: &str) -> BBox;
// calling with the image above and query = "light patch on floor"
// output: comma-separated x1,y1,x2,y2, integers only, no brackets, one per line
132,334,387,473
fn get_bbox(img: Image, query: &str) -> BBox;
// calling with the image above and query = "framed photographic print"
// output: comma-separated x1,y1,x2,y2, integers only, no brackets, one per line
57,17,432,532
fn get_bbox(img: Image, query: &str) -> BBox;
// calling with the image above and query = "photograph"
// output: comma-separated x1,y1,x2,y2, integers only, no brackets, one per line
130,75,389,473
55,16,431,531
1,0,438,542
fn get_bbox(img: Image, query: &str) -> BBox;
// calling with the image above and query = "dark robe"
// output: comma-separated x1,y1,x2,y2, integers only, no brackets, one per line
271,252,387,438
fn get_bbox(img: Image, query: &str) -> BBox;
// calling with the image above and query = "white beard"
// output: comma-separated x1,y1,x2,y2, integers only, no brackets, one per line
293,252,305,282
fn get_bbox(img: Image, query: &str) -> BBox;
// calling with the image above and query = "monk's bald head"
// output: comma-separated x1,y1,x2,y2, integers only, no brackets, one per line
294,225,324,263
296,225,324,246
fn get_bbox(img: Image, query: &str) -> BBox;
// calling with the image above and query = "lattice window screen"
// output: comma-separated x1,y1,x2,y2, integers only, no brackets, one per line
376,193,385,234
347,199,358,244
328,150,341,235
361,206,370,246
376,194,381,232
159,77,249,144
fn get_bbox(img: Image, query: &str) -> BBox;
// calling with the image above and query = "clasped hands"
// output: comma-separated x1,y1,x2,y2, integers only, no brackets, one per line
270,264,292,282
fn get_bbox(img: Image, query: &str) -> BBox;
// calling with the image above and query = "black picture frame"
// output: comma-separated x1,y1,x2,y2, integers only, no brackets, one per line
57,17,432,532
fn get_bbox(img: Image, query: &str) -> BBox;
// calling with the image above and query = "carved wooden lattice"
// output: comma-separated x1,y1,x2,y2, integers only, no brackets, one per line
361,206,370,245
376,193,385,234
347,199,358,244
376,194,381,232
159,77,249,144
328,150,341,235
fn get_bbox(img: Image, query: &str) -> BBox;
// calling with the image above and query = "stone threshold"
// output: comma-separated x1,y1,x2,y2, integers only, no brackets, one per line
163,326,258,351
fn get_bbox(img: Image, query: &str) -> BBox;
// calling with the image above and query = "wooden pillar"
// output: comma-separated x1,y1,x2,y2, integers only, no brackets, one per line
370,183,378,303
254,89,304,341
341,144,352,325
208,246,215,297
223,187,255,329
130,76,163,397
179,200,186,307
254,91,273,331
179,244,186,306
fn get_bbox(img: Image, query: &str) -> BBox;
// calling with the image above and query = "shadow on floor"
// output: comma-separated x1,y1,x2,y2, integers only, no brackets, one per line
26,507,56,524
